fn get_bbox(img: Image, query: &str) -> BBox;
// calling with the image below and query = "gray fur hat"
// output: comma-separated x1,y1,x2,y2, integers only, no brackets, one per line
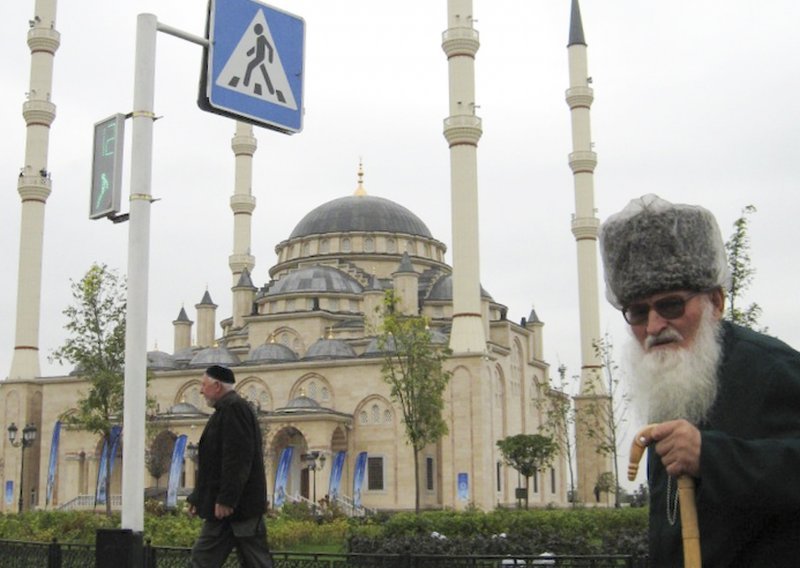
599,194,729,309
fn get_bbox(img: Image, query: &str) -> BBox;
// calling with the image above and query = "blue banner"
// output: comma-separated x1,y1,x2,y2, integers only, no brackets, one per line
96,425,122,505
352,451,368,508
46,421,61,506
273,446,294,508
167,434,187,508
5,481,13,505
457,472,469,501
328,451,346,499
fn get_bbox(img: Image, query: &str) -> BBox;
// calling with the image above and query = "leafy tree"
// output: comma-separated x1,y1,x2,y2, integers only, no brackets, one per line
146,430,177,488
578,335,630,507
539,364,578,506
725,205,764,330
377,290,452,513
496,433,558,509
51,264,126,516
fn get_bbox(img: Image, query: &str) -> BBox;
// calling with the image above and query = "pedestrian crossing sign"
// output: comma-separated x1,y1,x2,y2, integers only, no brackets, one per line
201,0,304,133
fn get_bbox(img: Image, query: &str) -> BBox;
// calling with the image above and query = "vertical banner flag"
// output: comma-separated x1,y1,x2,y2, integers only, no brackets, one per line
352,451,368,509
5,481,13,505
458,472,469,501
328,451,346,499
46,420,61,506
273,446,294,508
167,434,188,508
95,425,123,505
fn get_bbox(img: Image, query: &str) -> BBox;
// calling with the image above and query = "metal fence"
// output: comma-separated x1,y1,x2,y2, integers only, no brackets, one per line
0,539,644,568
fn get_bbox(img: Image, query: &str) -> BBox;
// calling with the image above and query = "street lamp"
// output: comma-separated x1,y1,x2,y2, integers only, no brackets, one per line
7,422,37,513
303,450,326,514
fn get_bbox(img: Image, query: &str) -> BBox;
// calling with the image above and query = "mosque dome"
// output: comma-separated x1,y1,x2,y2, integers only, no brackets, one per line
303,338,357,361
189,345,241,368
165,401,206,416
248,342,299,364
173,347,197,366
362,336,396,357
147,349,177,371
267,265,363,296
289,195,433,240
426,274,494,302
285,395,321,410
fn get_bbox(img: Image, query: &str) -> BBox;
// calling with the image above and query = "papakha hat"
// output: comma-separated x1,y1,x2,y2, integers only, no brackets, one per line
598,194,730,309
205,364,235,384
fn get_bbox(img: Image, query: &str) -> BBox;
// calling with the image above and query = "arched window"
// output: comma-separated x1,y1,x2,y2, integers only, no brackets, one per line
342,238,352,252
364,237,374,253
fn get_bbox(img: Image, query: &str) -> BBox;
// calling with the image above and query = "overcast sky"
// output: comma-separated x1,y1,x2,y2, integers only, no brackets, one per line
2,0,799,407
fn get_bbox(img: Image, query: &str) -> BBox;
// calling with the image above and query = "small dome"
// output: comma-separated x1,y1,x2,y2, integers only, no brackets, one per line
267,265,363,296
289,195,433,240
303,338,357,361
189,346,241,368
248,342,298,364
174,346,198,364
166,402,206,416
429,329,449,344
426,274,493,302
285,395,321,409
362,336,396,357
147,350,177,370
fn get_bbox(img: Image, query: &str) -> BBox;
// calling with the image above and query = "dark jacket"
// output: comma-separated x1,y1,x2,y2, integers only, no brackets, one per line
648,322,800,566
187,390,267,521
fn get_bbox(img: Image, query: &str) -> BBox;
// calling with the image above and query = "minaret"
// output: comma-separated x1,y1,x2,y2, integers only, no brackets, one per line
229,121,256,288
172,307,193,353
566,0,612,505
195,291,218,348
442,0,485,353
9,0,60,380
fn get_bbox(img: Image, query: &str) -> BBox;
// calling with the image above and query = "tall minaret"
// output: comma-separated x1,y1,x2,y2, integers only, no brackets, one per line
566,0,612,505
229,121,256,288
442,0,485,353
9,0,60,380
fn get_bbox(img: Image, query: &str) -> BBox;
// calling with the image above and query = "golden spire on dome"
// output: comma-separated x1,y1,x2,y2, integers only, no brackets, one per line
354,158,367,196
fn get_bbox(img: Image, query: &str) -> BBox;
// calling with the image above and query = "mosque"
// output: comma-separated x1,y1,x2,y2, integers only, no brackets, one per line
1,0,611,514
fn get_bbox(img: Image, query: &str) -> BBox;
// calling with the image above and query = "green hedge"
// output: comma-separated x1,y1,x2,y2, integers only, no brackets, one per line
0,506,647,558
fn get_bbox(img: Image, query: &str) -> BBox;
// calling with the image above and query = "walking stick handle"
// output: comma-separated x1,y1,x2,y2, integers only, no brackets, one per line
628,423,702,568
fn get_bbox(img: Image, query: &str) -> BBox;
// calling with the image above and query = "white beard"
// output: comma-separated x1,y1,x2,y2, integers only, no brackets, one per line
624,300,723,425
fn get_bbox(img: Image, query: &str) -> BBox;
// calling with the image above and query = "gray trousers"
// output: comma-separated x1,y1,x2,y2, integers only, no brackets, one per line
190,515,273,568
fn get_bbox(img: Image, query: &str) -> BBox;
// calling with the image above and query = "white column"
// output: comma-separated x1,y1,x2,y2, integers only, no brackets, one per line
10,0,60,380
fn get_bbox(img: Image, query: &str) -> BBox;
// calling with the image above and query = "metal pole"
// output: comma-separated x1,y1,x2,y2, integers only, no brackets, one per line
18,446,25,513
121,13,157,532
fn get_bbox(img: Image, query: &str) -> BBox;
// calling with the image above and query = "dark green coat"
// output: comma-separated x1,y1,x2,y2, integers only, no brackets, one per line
187,390,267,521
648,322,800,566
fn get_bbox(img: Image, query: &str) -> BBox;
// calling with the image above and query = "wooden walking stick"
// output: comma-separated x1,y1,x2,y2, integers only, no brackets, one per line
629,424,702,568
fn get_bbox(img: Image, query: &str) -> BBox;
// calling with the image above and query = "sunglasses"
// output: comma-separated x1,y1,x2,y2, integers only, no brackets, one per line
622,291,706,326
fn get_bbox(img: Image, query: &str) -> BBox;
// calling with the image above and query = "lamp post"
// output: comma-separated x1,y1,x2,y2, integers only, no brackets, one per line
7,422,37,513
304,450,326,514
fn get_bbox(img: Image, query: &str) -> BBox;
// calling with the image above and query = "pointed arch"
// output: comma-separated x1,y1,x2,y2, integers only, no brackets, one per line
237,376,273,411
175,380,203,408
271,326,305,355
290,373,334,406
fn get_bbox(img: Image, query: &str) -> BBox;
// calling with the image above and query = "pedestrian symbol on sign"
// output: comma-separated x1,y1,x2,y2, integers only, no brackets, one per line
215,9,297,110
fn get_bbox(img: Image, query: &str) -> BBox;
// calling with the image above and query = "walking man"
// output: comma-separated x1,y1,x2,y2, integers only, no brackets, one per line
188,365,272,567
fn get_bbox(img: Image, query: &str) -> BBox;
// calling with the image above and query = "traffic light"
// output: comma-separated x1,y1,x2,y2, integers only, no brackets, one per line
90,113,125,219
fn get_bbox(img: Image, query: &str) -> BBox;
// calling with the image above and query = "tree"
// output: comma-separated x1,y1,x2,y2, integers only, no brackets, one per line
377,290,452,513
578,334,630,507
725,205,764,330
51,263,126,516
539,364,578,506
146,429,177,488
496,433,558,509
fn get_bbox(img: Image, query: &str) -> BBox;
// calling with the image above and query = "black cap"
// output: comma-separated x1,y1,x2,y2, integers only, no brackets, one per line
205,365,235,384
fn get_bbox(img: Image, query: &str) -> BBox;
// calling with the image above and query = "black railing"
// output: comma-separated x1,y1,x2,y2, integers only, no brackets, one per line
0,539,645,567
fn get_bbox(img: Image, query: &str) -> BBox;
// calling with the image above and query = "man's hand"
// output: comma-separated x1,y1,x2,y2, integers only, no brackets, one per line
187,504,197,518
214,503,234,520
650,419,702,477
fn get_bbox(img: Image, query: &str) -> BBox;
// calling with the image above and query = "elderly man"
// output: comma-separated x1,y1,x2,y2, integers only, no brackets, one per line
599,194,800,566
187,365,272,567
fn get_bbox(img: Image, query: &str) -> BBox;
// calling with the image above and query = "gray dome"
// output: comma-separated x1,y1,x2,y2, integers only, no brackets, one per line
285,395,321,409
174,346,197,364
147,350,177,370
303,338,357,361
166,402,206,416
429,329,449,344
426,274,493,302
248,342,298,364
267,265,363,296
362,336,396,357
289,195,433,239
189,346,241,368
